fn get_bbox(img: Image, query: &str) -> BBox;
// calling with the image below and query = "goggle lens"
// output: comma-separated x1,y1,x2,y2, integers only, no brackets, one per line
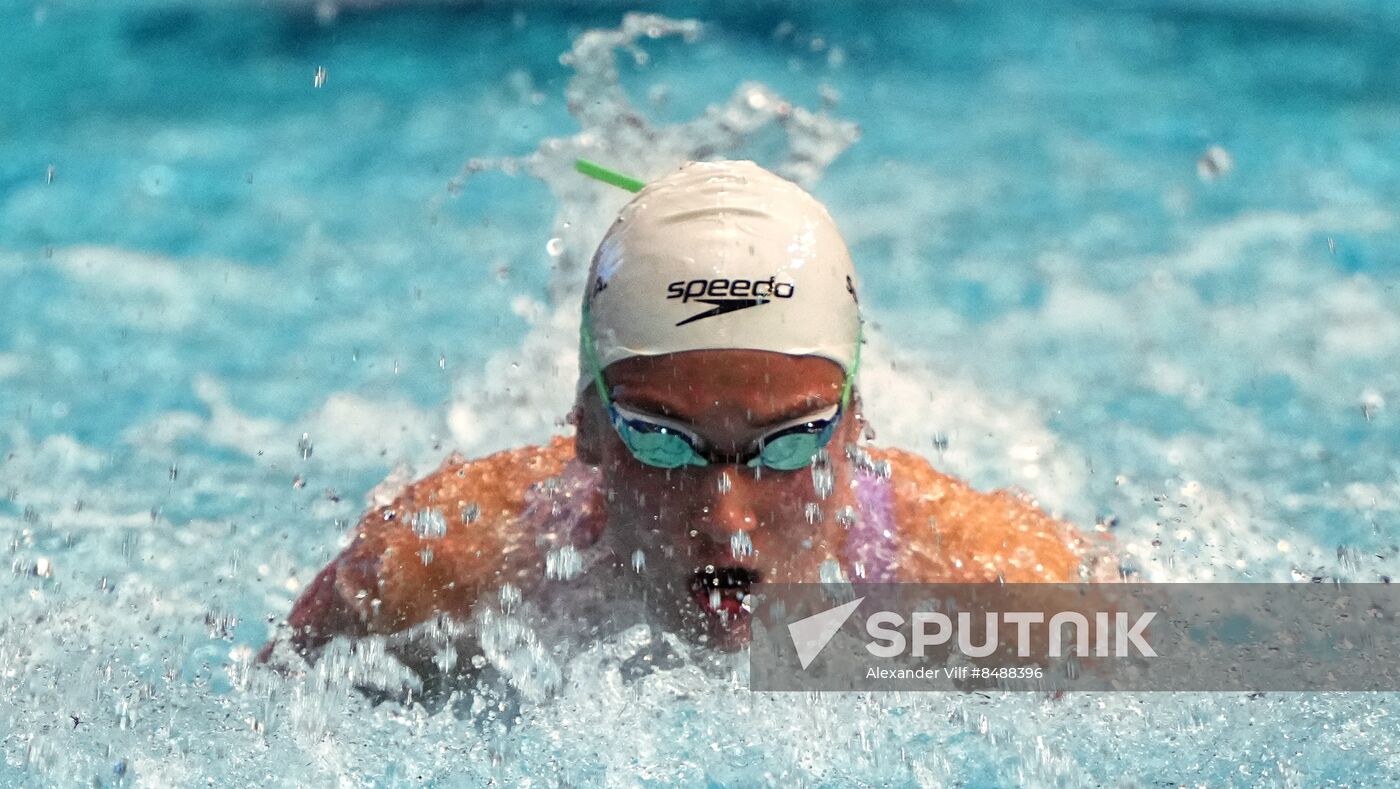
610,412,709,469
610,406,838,471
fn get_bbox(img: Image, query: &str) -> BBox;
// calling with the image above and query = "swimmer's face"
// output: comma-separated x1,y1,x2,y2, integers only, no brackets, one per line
576,349,862,645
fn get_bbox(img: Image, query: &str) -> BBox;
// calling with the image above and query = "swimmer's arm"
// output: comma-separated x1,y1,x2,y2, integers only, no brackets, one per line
272,483,511,662
266,438,579,662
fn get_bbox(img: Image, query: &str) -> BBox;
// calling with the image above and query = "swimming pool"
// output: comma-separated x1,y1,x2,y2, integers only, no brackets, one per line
3,0,1399,784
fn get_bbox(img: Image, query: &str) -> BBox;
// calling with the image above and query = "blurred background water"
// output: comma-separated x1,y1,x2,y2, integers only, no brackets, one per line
3,1,1399,785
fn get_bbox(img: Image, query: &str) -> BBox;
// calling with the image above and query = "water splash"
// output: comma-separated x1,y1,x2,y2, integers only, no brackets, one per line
5,7,1400,788
444,12,859,307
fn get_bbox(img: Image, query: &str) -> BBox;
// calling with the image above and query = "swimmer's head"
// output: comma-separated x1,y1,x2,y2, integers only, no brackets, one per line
577,159,862,397
573,161,867,642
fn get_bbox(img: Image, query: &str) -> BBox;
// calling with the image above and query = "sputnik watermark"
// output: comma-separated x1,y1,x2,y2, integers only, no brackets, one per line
864,610,1156,659
787,596,1155,669
752,583,1400,691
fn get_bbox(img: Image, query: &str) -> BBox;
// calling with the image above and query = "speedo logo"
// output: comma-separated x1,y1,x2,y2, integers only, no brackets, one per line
666,277,795,326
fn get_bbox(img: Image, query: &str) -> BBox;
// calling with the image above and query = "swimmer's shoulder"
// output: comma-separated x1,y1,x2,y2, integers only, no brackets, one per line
864,445,1089,583
274,436,579,659
373,434,578,529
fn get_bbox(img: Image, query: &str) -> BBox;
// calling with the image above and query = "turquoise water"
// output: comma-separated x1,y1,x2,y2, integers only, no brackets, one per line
3,1,1400,785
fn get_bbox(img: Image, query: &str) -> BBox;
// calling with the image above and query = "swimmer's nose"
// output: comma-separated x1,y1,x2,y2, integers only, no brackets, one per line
693,468,761,541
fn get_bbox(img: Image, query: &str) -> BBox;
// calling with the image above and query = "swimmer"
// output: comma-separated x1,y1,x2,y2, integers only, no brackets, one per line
264,160,1098,666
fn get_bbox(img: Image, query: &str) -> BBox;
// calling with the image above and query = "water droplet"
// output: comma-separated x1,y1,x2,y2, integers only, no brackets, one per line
932,433,949,455
818,559,847,584
313,65,327,88
804,502,822,524
836,506,858,529
45,164,55,184
631,550,646,573
810,452,833,499
434,641,457,674
499,583,521,610
1196,145,1233,181
168,464,178,482
412,509,448,539
545,545,583,580
1360,389,1385,422
717,472,732,495
461,502,481,524
845,444,876,475
730,530,753,558
297,432,314,460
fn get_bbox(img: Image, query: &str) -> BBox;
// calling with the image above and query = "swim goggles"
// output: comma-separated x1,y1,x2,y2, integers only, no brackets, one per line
580,304,861,471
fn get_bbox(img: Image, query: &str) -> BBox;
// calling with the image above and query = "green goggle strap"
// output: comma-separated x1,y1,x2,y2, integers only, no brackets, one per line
839,321,862,412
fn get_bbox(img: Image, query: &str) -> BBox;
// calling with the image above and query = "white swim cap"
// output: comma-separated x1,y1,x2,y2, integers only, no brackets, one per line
579,160,862,395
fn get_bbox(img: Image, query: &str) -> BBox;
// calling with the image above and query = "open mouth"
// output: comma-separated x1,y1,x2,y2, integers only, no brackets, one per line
690,566,762,620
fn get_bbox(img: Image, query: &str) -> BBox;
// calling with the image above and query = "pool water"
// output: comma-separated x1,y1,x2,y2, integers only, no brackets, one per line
3,1,1399,785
